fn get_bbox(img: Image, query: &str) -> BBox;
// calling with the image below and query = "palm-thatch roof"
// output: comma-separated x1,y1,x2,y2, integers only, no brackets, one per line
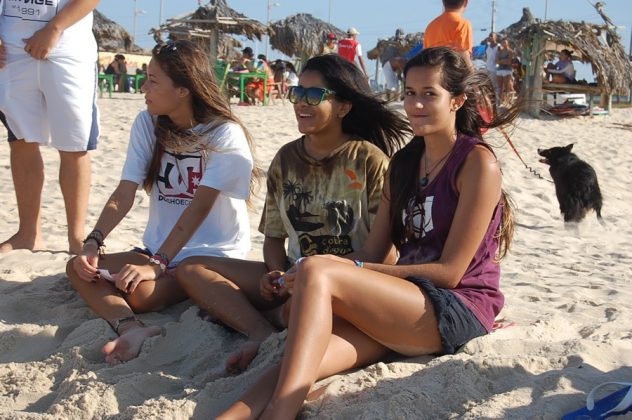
367,31,424,64
92,10,145,53
516,20,632,94
149,0,268,64
152,0,268,43
269,13,345,58
496,7,537,44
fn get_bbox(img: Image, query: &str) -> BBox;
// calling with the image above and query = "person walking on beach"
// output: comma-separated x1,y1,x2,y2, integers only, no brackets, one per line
0,0,100,254
176,53,411,373
66,40,258,364
424,0,473,67
218,46,520,419
337,27,369,79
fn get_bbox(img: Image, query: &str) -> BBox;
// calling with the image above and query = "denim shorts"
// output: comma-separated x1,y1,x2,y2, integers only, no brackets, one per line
407,276,487,355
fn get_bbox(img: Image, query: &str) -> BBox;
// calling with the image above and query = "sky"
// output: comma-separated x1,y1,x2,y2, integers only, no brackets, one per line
97,0,631,82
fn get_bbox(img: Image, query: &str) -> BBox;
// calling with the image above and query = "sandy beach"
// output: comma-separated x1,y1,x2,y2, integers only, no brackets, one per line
1,94,631,418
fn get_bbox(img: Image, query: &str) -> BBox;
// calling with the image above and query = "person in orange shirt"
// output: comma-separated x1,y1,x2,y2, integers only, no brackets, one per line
424,0,473,67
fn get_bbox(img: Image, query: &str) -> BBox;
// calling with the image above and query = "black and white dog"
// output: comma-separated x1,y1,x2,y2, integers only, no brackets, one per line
537,144,603,222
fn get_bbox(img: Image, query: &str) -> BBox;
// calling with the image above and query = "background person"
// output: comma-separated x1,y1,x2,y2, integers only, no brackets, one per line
244,54,275,105
496,38,515,106
423,0,473,68
0,0,100,254
337,27,369,79
485,31,499,96
545,49,576,84
322,32,337,54
176,54,410,374
66,40,258,364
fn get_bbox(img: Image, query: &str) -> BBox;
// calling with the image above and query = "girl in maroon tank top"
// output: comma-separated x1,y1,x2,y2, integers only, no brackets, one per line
219,47,521,419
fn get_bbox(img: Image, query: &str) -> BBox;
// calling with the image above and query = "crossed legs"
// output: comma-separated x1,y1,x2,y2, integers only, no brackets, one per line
67,251,188,363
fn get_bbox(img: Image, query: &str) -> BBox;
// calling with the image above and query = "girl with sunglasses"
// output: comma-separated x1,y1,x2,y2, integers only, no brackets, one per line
176,54,410,373
66,40,258,364
218,47,519,418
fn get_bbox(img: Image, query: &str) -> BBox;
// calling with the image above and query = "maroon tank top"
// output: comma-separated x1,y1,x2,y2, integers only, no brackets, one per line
397,134,504,332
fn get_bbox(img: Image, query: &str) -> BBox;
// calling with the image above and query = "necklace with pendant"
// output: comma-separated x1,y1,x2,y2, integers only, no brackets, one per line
420,146,454,187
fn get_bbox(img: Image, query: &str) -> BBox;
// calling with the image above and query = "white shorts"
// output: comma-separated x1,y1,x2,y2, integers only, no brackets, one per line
0,54,100,151
496,69,513,77
383,61,399,91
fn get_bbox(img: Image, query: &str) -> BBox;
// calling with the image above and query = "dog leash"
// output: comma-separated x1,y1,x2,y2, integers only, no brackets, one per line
497,127,554,183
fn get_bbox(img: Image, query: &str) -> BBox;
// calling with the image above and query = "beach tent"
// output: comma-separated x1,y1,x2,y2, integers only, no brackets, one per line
150,0,268,64
268,13,345,64
515,19,632,116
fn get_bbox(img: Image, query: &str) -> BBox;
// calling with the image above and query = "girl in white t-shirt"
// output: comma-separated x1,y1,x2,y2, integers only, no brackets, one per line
66,40,259,364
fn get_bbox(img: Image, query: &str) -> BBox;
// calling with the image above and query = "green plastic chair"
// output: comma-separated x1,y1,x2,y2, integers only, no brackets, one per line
213,61,230,95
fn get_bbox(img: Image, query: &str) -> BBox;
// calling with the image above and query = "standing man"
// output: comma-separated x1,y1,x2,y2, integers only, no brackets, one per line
485,32,499,95
337,27,369,78
424,0,473,67
0,0,100,254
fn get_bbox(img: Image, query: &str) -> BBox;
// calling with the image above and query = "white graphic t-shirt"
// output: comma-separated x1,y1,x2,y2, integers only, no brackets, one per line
121,111,253,263
0,0,96,59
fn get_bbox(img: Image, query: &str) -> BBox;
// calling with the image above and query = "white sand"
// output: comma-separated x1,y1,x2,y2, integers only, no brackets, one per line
1,94,631,418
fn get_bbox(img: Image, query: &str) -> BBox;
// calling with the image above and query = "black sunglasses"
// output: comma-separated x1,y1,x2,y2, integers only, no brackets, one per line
288,86,335,106
153,41,178,56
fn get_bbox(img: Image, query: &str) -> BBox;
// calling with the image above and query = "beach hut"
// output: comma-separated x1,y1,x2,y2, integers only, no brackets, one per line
151,0,268,64
515,13,632,116
268,13,345,65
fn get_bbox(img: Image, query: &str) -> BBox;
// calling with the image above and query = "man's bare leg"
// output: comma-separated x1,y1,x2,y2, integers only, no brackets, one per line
59,150,91,254
0,140,44,252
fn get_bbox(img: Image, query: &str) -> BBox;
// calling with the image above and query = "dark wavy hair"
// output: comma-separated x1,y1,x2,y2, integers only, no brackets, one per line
389,47,519,259
143,40,261,202
300,54,411,157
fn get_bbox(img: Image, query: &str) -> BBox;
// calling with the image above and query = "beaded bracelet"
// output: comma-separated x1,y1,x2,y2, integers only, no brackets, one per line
83,229,105,256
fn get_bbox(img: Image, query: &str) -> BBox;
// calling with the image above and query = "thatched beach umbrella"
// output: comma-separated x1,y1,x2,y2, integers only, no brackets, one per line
367,31,424,64
269,13,345,61
93,10,144,53
152,0,268,63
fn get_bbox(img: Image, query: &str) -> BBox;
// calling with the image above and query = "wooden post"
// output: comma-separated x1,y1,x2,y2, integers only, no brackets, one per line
208,27,219,66
527,32,545,117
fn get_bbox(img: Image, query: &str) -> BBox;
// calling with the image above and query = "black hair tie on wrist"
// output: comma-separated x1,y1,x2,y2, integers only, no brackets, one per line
83,229,106,256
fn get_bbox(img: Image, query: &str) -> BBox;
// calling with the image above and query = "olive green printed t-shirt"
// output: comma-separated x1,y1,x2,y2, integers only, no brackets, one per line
259,137,389,264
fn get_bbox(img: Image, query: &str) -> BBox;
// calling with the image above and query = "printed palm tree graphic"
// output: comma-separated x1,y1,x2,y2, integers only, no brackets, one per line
283,180,324,231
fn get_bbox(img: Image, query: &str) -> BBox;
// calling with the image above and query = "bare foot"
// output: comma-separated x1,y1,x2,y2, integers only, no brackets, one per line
102,324,163,364
226,340,262,374
0,232,44,253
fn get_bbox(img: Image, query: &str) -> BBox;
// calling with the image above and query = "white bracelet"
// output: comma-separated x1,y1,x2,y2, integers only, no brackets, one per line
148,257,166,273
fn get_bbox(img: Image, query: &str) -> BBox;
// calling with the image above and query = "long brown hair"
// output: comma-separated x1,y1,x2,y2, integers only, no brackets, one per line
300,54,411,157
143,40,261,202
389,47,519,259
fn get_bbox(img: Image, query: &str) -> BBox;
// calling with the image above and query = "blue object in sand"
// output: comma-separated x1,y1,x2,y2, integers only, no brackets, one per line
562,382,632,419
